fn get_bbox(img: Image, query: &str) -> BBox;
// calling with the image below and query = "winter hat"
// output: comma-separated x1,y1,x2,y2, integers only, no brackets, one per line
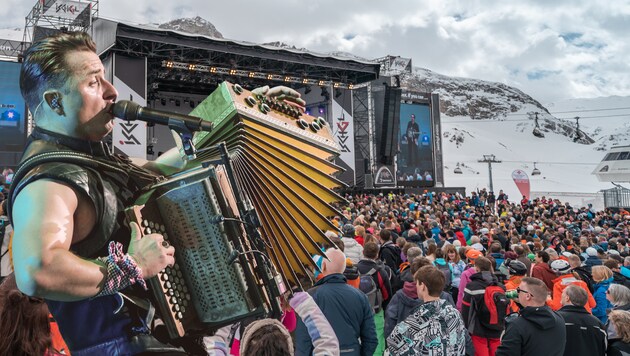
472,243,485,252
607,249,620,256
240,318,293,355
550,259,571,274
527,253,536,261
586,247,598,257
342,224,355,237
527,225,535,232
480,228,489,235
466,249,483,262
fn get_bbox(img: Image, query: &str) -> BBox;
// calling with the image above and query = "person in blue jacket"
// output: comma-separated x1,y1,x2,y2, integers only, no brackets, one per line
591,265,614,324
295,248,377,356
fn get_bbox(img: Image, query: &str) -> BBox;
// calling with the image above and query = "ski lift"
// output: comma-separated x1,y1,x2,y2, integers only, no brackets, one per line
573,116,582,142
454,163,463,174
532,162,541,176
532,112,545,138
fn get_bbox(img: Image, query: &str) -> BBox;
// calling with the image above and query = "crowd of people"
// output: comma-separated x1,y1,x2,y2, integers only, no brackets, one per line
308,189,630,356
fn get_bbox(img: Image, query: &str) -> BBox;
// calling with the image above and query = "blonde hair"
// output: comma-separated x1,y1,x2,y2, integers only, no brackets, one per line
608,310,630,343
591,265,613,283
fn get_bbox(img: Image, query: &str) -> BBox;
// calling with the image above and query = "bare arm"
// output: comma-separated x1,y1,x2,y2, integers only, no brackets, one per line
12,179,107,300
12,179,175,301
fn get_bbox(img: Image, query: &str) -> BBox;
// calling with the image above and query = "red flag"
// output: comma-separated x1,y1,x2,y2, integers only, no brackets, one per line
512,169,530,200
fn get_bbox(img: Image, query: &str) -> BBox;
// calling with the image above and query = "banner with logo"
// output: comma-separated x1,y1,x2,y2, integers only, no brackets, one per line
332,97,355,185
512,169,531,199
43,0,90,21
112,78,147,159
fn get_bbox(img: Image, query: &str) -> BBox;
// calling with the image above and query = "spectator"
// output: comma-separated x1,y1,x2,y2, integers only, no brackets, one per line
357,242,391,356
556,285,607,356
384,256,454,338
568,254,595,293
546,259,596,313
500,259,528,313
585,247,603,269
387,265,468,355
341,224,364,265
457,249,483,310
605,259,630,289
461,256,505,356
295,248,377,356
606,284,630,312
496,277,565,356
531,251,556,291
445,244,467,302
379,229,403,273
607,310,630,356
514,245,532,277
592,265,614,324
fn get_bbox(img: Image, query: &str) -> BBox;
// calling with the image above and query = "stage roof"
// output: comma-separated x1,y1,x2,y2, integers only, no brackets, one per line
94,18,380,94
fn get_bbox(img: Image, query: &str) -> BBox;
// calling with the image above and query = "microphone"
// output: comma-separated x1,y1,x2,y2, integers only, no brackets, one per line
111,100,214,132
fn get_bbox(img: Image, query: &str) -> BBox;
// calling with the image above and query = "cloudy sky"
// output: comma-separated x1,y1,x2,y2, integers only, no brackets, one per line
3,0,630,103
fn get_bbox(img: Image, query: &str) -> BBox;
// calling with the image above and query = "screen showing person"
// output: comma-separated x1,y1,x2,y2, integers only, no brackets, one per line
397,103,434,187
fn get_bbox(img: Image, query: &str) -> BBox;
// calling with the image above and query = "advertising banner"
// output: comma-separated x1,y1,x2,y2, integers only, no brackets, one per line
43,0,90,21
512,169,531,199
332,98,355,184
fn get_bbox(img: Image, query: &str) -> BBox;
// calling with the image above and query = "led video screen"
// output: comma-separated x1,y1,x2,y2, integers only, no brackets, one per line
397,103,435,187
0,61,27,152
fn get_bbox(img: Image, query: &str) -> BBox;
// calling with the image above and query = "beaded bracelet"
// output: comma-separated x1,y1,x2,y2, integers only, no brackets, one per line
94,241,147,297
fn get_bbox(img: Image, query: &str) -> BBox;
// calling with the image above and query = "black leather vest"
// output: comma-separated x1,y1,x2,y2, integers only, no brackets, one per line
10,127,160,258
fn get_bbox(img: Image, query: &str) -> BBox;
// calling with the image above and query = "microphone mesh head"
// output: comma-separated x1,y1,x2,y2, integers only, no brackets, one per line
112,100,140,121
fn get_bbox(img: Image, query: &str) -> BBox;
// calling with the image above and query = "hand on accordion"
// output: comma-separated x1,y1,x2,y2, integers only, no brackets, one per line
251,85,306,113
127,222,176,278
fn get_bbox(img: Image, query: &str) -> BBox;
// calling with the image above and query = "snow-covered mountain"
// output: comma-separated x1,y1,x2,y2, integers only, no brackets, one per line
158,16,223,38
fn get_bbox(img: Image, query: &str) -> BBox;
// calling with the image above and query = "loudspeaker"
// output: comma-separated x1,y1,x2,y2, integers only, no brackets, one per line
379,86,402,165
365,174,374,189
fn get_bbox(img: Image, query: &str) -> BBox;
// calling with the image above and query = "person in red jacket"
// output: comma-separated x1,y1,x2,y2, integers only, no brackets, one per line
546,259,596,313
531,251,557,291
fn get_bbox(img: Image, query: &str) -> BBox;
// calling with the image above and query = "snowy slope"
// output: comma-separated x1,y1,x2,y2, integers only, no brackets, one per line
442,96,630,202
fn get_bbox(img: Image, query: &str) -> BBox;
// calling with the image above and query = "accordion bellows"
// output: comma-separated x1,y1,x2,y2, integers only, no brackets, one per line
188,82,346,288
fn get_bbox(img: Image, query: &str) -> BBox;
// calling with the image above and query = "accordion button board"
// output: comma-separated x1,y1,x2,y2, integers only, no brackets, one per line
127,166,266,338
185,82,348,289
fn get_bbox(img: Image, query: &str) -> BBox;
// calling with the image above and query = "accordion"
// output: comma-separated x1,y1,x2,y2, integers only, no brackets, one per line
127,82,347,338
127,165,274,338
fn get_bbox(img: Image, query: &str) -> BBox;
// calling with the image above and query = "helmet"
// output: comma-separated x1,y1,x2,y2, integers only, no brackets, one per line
550,259,571,274
505,259,527,276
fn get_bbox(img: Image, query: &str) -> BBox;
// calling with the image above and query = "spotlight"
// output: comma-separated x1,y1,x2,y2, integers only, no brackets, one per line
175,99,181,107
318,105,325,114
160,98,166,106
320,87,330,100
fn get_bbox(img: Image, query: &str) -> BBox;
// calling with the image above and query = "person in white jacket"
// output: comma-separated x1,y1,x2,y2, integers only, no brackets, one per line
203,291,340,355
341,224,364,265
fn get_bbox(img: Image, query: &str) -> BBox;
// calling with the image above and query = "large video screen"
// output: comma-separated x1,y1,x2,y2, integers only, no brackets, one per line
397,103,435,187
0,61,27,151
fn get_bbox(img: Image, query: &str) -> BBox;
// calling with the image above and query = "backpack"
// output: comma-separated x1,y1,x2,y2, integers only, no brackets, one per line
476,284,509,331
435,262,453,291
359,268,384,314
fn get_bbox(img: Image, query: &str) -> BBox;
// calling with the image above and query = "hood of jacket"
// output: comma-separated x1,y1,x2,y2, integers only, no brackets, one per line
342,236,360,248
520,305,562,330
434,258,447,267
470,271,498,284
402,281,418,299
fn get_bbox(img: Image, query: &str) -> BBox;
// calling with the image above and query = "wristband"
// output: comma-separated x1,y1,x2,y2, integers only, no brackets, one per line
94,241,147,297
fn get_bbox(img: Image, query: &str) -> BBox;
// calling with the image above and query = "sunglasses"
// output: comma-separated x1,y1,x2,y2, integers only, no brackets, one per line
517,287,532,296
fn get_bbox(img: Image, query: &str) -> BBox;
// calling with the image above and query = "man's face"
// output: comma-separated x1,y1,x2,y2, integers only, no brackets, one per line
62,50,118,141
517,282,533,306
